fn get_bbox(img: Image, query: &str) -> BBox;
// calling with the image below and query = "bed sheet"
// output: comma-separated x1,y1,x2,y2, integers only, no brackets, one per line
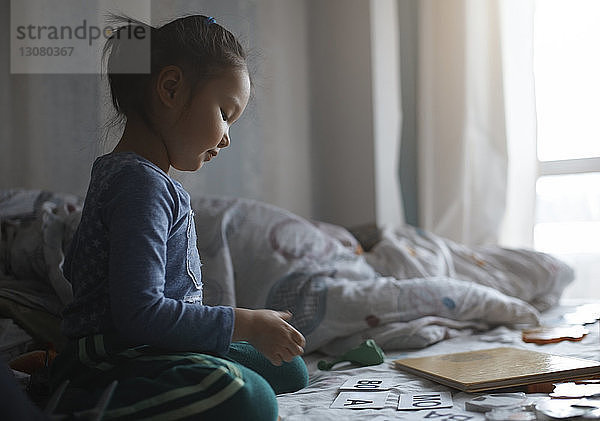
191,196,573,355
277,300,600,420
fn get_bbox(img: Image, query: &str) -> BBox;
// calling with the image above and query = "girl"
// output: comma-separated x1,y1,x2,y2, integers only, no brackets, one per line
50,15,308,420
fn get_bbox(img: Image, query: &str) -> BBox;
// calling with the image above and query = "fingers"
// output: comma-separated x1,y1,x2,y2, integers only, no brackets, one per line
278,310,293,320
279,336,305,363
270,353,283,366
270,345,301,366
279,349,294,363
292,328,306,348
253,309,308,366
287,323,306,349
268,338,305,366
285,344,304,360
277,311,306,348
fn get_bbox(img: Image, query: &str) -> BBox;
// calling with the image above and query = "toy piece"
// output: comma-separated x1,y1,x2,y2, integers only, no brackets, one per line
465,392,530,413
485,408,536,420
522,325,588,344
318,339,385,370
550,382,600,399
584,408,600,419
535,398,596,419
563,304,600,325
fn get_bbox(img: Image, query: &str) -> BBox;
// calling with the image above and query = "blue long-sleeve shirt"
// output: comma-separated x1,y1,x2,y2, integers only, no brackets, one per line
61,152,234,354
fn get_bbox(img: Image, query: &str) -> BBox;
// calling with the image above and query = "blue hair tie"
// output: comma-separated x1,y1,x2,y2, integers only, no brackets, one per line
207,16,216,24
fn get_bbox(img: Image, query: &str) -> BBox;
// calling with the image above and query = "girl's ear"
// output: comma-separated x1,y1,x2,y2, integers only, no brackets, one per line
156,65,184,108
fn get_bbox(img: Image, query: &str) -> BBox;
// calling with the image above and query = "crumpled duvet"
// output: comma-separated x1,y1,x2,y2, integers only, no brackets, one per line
365,225,573,312
0,189,81,315
0,190,574,355
192,196,574,355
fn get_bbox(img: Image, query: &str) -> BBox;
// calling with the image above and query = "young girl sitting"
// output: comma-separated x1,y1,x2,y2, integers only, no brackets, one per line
50,15,308,420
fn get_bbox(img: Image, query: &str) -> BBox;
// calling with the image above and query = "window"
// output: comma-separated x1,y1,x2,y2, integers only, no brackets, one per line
533,0,600,299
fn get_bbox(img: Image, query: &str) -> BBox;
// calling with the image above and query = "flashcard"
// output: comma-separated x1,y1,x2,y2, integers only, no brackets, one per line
464,392,529,413
398,392,453,411
485,409,536,421
339,376,399,391
330,391,390,409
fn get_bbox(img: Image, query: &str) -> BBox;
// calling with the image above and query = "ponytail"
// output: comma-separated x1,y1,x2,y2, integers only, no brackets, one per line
103,15,248,123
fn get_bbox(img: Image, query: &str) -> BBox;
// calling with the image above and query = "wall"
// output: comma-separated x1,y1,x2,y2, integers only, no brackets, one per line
1,0,405,229
0,1,101,197
150,0,278,211
307,0,404,228
255,0,312,219
101,0,315,219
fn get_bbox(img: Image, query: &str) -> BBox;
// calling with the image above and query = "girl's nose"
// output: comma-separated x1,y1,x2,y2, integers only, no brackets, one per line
218,133,230,149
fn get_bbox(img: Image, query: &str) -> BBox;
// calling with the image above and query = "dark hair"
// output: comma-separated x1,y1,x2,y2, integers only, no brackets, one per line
103,15,247,123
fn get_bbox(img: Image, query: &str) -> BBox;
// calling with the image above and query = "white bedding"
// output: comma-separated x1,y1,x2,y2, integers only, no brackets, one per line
192,196,574,355
277,300,600,420
1,190,588,420
0,190,573,356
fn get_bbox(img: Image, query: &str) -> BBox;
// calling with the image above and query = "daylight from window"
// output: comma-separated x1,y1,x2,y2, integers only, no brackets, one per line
533,0,600,298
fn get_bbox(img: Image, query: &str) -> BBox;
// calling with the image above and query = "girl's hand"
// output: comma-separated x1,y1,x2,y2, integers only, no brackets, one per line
233,308,306,366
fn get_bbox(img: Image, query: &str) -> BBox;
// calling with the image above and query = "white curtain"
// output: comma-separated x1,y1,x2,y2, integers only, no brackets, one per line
416,0,537,246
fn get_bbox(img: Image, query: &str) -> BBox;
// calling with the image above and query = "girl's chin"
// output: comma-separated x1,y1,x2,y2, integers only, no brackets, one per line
171,159,204,172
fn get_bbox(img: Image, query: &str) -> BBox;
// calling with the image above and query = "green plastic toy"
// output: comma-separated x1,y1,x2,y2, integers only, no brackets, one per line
318,339,385,370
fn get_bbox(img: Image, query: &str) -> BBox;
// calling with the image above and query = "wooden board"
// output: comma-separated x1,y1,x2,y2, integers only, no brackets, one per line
393,347,600,393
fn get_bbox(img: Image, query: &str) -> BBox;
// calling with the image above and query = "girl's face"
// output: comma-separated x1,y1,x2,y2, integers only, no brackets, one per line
163,68,251,172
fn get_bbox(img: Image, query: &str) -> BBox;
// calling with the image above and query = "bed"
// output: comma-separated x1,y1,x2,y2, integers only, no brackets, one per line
277,301,600,420
1,189,598,420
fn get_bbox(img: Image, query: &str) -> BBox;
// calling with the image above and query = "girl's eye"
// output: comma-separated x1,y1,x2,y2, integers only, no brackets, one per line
220,110,228,122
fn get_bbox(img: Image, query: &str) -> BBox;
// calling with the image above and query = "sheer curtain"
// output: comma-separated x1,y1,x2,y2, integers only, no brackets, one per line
416,0,537,246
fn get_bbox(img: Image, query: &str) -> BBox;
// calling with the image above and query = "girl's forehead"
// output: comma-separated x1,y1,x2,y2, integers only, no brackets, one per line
206,69,250,99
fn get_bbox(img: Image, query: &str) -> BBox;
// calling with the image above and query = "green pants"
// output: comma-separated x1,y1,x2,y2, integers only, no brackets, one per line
50,335,308,420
